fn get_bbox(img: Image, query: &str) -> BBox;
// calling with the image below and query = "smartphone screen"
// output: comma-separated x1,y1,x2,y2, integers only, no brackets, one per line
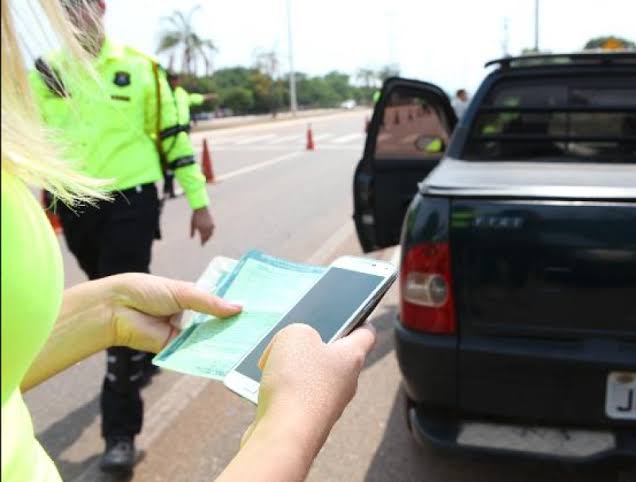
234,267,387,382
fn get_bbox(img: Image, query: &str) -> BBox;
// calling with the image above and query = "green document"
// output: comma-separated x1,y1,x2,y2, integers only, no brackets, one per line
153,250,325,380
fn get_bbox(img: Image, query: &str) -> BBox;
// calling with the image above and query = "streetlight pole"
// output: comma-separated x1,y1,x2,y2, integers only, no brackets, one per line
534,0,540,52
286,0,298,114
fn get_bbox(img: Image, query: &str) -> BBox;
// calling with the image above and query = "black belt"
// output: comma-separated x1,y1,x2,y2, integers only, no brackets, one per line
117,182,157,196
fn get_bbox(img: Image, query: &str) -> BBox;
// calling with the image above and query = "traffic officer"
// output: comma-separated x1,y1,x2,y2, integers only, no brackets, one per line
30,0,214,473
163,72,216,198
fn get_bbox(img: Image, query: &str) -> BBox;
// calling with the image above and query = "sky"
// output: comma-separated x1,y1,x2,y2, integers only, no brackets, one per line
16,0,636,96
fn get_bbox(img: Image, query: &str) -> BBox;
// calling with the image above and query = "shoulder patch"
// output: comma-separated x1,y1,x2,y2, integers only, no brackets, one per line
113,71,131,87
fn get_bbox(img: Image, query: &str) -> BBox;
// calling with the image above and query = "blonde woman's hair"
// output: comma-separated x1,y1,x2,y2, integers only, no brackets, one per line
1,0,108,204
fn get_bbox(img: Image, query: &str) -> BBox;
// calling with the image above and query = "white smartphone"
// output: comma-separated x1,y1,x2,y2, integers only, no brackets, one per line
224,255,397,404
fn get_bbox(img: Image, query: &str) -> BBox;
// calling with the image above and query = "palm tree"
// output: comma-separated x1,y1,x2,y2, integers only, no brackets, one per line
356,67,376,90
157,5,217,76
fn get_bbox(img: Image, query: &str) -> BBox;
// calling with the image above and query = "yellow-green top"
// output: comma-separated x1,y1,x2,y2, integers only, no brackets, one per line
1,171,64,482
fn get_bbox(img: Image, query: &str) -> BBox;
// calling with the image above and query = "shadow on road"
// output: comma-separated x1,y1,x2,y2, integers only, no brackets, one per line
38,392,100,462
363,388,627,482
364,303,398,368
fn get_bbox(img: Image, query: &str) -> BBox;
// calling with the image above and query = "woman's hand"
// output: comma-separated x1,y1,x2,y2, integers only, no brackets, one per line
22,273,241,392
109,273,242,353
217,323,375,482
243,323,375,454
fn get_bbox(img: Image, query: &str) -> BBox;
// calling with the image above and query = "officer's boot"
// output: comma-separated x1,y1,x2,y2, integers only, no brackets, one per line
100,435,136,473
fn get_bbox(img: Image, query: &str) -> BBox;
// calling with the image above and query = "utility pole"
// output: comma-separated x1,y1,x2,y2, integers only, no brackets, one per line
534,0,540,52
286,0,298,114
502,17,510,57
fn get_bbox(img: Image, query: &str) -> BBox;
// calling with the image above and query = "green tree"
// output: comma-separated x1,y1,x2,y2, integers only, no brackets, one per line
324,71,353,100
157,5,217,75
377,63,400,82
254,51,282,116
249,69,274,113
176,65,370,115
355,67,379,105
180,74,218,113
583,36,636,50
356,67,377,90
222,87,254,114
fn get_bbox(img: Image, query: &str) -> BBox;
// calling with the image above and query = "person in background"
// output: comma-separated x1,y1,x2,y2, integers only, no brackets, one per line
2,1,376,482
29,0,214,472
164,72,217,198
452,88,470,118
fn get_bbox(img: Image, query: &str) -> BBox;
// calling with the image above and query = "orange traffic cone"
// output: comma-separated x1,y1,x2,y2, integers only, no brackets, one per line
201,138,215,183
41,190,62,235
306,124,315,151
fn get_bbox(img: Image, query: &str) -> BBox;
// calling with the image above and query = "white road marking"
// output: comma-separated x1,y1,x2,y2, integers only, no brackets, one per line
268,134,302,144
206,145,361,152
331,133,364,144
312,133,335,141
216,152,301,182
306,222,355,266
208,136,250,145
191,109,370,137
233,134,278,145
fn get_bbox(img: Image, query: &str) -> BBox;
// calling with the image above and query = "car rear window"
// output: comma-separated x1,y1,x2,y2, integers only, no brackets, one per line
463,76,636,163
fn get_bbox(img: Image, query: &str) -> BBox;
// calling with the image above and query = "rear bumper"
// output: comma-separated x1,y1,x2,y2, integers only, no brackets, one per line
409,404,636,463
395,319,636,428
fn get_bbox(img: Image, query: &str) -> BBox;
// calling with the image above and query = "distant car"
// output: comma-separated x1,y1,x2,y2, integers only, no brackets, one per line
353,52,636,462
341,99,357,109
192,112,213,121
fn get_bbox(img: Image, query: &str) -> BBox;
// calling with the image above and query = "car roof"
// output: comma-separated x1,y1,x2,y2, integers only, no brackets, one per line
422,158,636,200
485,51,636,69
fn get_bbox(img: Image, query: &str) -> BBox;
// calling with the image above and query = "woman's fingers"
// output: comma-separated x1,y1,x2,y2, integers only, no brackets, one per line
258,324,319,370
332,325,376,368
257,339,275,371
114,308,179,353
170,280,242,317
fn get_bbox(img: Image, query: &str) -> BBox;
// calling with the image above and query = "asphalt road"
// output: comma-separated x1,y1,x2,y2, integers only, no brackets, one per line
24,110,632,482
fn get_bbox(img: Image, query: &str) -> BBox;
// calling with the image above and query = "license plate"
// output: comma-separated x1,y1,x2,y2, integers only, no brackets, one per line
605,372,636,420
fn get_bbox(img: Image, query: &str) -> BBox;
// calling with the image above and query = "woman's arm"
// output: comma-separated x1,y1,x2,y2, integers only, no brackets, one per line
21,273,241,392
216,411,320,482
21,278,115,391
216,323,375,482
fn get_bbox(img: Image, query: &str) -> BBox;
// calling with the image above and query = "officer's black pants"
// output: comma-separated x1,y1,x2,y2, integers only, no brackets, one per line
57,183,160,440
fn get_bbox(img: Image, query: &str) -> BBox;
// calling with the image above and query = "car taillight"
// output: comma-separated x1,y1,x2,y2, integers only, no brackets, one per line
400,242,456,334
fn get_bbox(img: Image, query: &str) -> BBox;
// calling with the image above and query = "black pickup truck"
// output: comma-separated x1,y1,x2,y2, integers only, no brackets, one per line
353,52,636,462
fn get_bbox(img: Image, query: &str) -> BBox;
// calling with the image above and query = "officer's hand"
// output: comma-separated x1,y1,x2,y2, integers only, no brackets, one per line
191,207,215,245
109,273,242,353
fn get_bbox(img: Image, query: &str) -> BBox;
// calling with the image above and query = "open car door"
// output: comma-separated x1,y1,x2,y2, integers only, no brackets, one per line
353,77,457,252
